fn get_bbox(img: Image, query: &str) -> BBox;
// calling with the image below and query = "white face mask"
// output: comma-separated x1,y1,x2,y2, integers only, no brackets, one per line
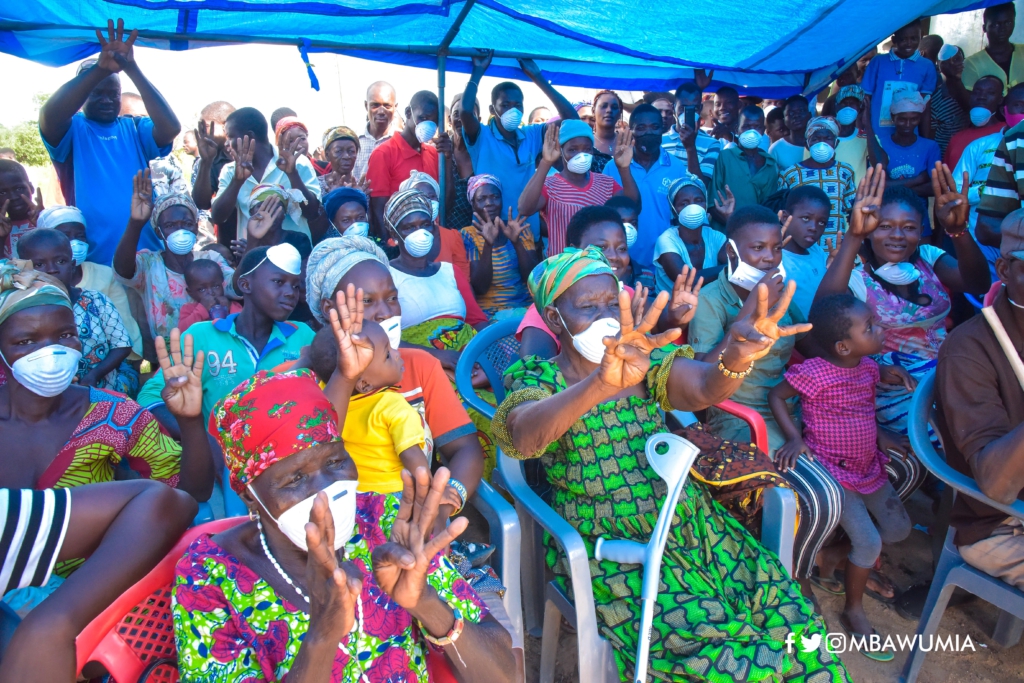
0,344,82,397
163,229,197,255
500,107,524,130
414,121,437,144
381,315,403,349
343,221,370,237
400,227,434,257
557,309,620,364
70,239,90,265
678,204,707,229
623,222,638,248
809,141,835,163
727,238,784,290
249,479,358,551
836,107,859,126
430,200,439,222
873,261,921,285
970,106,993,127
564,152,593,174
738,129,762,149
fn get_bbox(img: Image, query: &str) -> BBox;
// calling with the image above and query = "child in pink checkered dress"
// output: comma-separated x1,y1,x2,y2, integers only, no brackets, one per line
769,293,913,660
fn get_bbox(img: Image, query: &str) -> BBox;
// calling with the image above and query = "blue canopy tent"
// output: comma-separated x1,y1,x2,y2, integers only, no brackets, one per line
0,0,1005,213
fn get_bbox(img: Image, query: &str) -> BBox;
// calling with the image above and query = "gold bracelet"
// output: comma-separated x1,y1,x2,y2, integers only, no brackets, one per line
717,351,753,379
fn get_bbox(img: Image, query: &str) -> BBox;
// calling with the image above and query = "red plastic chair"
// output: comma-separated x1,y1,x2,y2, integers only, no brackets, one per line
715,399,770,454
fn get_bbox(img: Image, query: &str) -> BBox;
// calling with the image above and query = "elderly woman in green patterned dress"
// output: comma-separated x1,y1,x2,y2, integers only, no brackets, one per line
492,247,849,682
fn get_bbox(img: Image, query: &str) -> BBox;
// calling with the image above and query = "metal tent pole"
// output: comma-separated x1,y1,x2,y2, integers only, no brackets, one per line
436,0,477,224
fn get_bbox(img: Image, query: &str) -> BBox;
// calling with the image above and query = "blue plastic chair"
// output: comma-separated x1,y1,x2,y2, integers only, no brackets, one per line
900,370,1024,683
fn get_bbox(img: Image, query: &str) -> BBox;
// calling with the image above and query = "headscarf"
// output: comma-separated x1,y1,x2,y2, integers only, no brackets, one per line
150,155,196,228
305,236,389,323
274,116,307,140
322,125,359,152
667,174,707,217
0,259,71,328
835,85,865,104
152,192,199,229
323,187,369,221
558,119,595,145
805,115,840,138
467,174,501,203
890,90,928,115
208,369,341,494
248,183,306,225
383,189,432,232
398,170,440,198
528,246,616,311
36,206,87,230
572,100,593,113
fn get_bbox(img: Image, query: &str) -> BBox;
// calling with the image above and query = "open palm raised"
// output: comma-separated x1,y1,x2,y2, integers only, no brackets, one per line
596,289,681,391
155,329,205,418
725,280,812,367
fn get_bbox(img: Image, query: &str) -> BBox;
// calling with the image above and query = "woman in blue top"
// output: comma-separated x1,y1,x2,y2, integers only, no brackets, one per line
653,174,730,293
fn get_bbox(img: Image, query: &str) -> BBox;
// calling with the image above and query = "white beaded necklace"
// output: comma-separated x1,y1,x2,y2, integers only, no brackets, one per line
258,520,370,683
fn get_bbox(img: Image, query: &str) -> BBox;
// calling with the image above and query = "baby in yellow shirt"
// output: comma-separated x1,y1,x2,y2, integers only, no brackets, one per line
312,320,428,493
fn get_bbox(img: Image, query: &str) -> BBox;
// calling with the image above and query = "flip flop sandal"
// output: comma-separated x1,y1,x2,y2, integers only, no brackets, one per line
809,568,845,596
832,570,900,604
838,613,895,662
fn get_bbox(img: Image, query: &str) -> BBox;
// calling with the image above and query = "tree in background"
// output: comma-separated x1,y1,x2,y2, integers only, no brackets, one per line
0,93,50,166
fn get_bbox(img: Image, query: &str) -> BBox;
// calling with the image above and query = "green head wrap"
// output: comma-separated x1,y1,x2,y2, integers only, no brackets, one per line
528,245,616,311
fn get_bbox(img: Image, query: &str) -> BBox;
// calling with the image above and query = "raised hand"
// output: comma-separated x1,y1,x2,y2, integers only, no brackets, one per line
0,201,11,240
229,136,256,182
931,162,970,234
849,163,886,239
517,58,544,81
471,212,500,245
276,135,303,175
155,329,205,418
95,18,137,73
629,282,650,324
597,289,681,390
541,122,561,165
714,185,736,224
613,127,634,168
666,266,703,328
329,286,375,382
500,208,529,243
471,49,494,73
247,195,284,239
130,170,153,224
23,188,44,228
194,120,220,160
230,238,248,263
825,233,843,266
304,492,363,640
372,467,469,611
693,68,715,91
725,280,812,367
779,213,793,247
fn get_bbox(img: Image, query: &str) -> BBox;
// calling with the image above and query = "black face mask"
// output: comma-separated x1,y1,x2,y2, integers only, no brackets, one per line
636,133,662,155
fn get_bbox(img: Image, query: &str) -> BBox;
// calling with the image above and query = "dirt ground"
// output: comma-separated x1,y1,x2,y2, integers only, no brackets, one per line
508,490,1024,683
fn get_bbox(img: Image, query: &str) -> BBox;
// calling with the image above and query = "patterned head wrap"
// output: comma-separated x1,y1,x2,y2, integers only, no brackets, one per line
305,236,389,323
527,246,616,311
667,174,707,216
209,369,342,494
323,187,368,221
398,170,440,198
467,174,502,203
572,100,593,112
383,189,432,231
805,116,840,138
890,90,928,115
274,116,307,140
322,125,359,151
0,259,71,328
152,192,199,229
248,183,306,224
835,85,866,104
36,206,87,230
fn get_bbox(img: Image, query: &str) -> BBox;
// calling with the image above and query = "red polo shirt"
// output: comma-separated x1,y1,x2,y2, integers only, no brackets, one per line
366,133,439,198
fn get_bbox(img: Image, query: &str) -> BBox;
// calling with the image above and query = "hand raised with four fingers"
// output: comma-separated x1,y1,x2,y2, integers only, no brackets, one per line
596,289,681,391
155,328,205,418
329,286,375,382
725,280,812,367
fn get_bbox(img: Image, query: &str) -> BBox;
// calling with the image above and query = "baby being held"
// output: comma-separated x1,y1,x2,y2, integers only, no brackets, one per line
178,259,241,330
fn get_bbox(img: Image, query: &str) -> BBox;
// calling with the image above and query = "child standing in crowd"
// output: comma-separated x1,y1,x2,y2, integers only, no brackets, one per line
769,294,912,660
17,229,138,396
653,174,729,292
769,96,812,169
0,160,42,258
780,185,832,318
178,259,241,331
879,90,942,234
781,116,857,249
861,19,937,134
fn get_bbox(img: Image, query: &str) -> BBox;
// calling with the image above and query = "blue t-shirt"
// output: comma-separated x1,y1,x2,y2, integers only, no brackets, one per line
603,150,690,269
42,114,170,265
861,51,937,133
464,119,546,238
879,134,942,233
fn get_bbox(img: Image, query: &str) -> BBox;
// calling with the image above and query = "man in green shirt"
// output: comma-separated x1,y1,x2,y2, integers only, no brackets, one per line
139,243,314,434
710,106,779,229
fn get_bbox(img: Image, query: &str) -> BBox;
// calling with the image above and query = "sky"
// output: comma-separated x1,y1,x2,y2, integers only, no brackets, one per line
0,44,624,142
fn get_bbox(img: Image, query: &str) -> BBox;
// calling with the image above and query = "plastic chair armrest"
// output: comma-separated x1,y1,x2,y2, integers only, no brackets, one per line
715,399,769,453
471,481,523,643
761,486,797,576
454,318,522,420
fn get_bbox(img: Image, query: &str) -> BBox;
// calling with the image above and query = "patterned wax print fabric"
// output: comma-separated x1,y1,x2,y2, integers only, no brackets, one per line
780,162,857,248
461,224,535,314
173,492,488,682
73,289,138,397
492,347,848,683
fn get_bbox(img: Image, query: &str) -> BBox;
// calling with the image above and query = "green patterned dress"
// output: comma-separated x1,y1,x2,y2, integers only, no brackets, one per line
492,346,849,683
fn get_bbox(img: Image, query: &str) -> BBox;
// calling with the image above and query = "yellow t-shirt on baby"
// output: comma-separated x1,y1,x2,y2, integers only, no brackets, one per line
343,390,426,493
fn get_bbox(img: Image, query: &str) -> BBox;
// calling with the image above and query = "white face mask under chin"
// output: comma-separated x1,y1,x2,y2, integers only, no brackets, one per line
727,238,785,290
249,479,358,551
556,309,620,363
872,261,921,285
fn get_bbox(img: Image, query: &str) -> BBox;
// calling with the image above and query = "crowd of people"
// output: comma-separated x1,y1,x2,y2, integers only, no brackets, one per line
1,7,1024,682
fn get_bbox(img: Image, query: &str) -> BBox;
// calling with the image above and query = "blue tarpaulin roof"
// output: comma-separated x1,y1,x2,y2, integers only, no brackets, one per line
0,0,1005,97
